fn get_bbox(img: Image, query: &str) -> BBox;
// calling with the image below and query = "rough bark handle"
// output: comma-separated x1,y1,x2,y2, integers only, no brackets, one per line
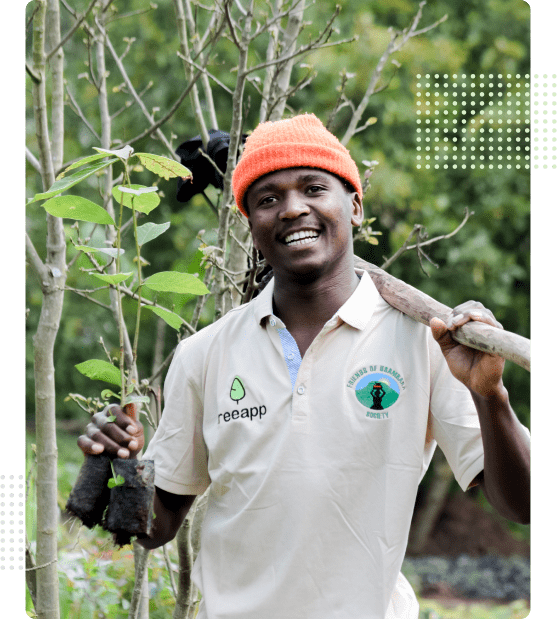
354,257,530,372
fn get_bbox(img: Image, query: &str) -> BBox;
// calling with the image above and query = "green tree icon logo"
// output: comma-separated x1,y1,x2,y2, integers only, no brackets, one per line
230,377,246,403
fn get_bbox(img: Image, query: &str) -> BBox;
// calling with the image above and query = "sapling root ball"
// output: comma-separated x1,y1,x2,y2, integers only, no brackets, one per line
65,454,112,529
104,459,155,547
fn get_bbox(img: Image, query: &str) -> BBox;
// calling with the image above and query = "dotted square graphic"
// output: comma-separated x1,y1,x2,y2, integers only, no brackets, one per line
532,74,557,169
415,73,532,171
0,475,25,571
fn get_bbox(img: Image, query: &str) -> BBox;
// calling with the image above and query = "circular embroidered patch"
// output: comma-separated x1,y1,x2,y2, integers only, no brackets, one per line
354,372,401,411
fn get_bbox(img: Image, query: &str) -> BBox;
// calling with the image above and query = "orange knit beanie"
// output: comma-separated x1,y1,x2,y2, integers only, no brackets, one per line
232,113,362,216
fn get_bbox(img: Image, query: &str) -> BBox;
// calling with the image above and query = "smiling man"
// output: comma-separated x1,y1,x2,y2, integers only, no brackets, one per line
79,114,530,619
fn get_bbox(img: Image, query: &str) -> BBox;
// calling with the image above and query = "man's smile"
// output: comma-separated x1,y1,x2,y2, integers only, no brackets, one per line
282,229,320,247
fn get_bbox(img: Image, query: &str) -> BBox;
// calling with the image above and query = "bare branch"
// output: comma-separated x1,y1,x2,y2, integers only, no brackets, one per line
46,0,100,61
176,55,234,95
65,84,102,142
95,16,176,158
213,0,255,320
264,0,306,121
341,1,445,146
405,208,473,251
109,79,153,120
259,0,282,122
106,4,157,24
380,209,473,272
66,287,113,310
27,2,40,31
25,233,48,283
381,224,421,272
25,558,58,572
125,47,225,147
60,0,95,37
26,62,42,84
234,0,247,16
224,0,243,50
184,0,219,129
174,0,209,145
412,13,448,37
26,147,43,174
244,7,351,78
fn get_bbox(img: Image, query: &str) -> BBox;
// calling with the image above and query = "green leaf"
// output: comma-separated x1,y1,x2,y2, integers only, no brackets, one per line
101,388,120,400
144,271,210,295
42,195,116,225
28,159,118,203
143,305,183,331
230,377,246,402
75,359,122,387
112,184,161,214
56,153,110,179
74,245,124,258
89,272,133,285
135,153,192,181
108,475,125,488
137,221,170,246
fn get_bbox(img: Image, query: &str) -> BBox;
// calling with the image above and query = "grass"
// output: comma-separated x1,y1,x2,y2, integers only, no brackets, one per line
417,597,530,619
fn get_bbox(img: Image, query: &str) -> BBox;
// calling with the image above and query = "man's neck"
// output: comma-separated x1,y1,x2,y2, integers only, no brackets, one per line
271,263,360,352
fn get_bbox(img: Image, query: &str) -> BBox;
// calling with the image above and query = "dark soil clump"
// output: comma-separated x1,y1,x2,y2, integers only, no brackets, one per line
104,459,156,547
65,454,112,529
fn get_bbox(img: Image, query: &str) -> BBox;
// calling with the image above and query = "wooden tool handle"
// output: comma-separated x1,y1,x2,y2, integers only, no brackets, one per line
354,257,531,372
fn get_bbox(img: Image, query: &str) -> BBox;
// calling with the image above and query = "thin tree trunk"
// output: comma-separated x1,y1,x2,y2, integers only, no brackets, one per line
29,2,65,618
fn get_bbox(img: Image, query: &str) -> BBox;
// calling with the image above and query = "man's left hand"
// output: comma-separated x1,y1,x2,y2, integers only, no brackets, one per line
430,301,505,398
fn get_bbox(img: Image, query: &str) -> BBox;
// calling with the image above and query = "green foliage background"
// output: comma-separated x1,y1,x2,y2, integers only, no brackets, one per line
26,0,530,431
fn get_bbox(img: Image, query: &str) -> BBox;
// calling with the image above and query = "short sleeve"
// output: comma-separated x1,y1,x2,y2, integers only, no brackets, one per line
427,330,485,492
142,339,211,495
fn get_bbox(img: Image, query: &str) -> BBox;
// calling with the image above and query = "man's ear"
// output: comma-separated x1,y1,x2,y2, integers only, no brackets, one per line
350,193,364,227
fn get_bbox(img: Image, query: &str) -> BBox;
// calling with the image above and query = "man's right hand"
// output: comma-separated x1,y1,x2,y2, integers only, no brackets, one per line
77,404,145,459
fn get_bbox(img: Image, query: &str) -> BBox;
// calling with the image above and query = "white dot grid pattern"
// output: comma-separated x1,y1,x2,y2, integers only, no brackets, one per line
415,73,531,171
531,74,557,169
0,475,25,571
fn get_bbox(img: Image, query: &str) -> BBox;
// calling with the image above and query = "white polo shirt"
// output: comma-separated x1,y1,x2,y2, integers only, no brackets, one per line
143,270,485,619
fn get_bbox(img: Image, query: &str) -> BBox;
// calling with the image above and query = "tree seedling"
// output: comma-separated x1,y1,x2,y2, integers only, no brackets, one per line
44,145,209,545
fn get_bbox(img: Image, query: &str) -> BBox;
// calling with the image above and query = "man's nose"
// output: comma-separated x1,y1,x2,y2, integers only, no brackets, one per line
279,191,310,219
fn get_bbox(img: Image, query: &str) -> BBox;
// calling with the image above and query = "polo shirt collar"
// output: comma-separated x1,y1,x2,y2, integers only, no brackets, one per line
336,269,380,330
253,276,276,325
252,268,380,330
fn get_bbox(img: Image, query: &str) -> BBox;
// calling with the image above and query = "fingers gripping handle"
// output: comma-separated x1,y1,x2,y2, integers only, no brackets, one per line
354,257,531,372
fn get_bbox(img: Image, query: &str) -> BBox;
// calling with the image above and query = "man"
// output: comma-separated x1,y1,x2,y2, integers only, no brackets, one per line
78,114,530,619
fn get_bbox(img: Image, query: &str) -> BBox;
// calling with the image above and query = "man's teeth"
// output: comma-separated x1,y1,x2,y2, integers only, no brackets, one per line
284,231,319,246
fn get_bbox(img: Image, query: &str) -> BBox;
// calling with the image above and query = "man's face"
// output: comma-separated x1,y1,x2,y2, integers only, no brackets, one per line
246,167,363,281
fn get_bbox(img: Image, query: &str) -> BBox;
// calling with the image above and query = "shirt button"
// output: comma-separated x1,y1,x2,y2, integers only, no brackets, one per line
270,318,276,327
287,353,294,360
297,386,305,395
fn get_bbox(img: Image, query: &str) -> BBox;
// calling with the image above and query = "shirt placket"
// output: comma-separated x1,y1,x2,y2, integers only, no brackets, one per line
292,316,341,431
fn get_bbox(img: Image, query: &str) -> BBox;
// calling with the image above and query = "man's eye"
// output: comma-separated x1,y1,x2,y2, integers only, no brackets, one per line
307,185,325,194
258,196,277,207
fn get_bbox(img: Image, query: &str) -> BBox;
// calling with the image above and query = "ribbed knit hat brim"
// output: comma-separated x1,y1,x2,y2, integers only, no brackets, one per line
232,114,362,216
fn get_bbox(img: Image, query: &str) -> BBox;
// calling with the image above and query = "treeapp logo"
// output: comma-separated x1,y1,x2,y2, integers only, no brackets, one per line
230,376,246,402
218,376,267,425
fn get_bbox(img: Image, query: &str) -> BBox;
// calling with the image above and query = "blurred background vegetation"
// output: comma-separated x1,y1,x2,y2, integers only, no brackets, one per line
26,0,530,428
26,0,530,615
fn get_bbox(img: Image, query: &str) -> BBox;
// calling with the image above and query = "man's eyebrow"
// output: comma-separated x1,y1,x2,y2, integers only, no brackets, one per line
250,172,332,196
298,172,332,184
